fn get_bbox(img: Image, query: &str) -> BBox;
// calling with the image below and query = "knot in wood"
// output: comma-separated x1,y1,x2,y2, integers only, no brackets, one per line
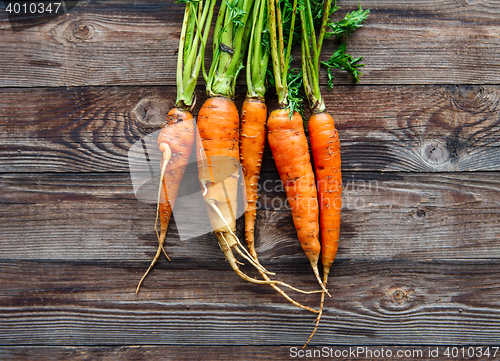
131,97,171,134
393,289,407,302
73,22,93,41
421,139,449,166
416,209,426,218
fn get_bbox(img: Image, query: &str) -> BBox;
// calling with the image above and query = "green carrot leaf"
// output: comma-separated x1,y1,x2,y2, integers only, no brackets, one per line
326,4,369,39
286,67,305,117
321,42,365,89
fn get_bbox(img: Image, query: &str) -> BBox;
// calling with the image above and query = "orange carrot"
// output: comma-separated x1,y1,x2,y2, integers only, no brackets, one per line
301,0,368,346
241,0,269,260
306,111,341,333
136,0,216,291
197,96,276,283
309,111,341,284
240,97,267,259
197,96,319,297
267,109,329,294
136,107,195,292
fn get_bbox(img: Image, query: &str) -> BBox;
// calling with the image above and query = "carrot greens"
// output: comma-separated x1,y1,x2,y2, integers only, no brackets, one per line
176,0,217,109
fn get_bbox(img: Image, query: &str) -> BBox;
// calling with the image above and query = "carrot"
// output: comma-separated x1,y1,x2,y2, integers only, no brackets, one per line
197,96,267,280
238,0,319,312
309,112,341,284
240,0,269,261
240,97,267,260
197,96,311,291
299,0,369,346
136,108,195,292
136,0,216,292
266,0,329,294
267,108,327,294
304,111,341,344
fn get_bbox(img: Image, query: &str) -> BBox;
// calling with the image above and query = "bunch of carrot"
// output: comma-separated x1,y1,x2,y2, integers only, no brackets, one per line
136,0,369,346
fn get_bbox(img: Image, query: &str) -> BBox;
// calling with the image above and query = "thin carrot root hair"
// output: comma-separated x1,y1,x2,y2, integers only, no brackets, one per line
310,260,331,297
253,259,321,313
135,144,173,293
303,270,330,347
207,199,321,296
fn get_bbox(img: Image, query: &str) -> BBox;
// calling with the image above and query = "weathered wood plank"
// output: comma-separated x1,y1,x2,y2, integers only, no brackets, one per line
1,0,500,87
1,85,500,173
0,345,489,361
1,259,500,346
0,171,499,262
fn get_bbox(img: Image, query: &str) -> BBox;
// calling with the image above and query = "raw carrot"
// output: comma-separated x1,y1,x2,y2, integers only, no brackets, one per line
304,111,341,344
239,0,319,312
136,0,216,292
240,0,269,259
197,96,305,289
136,108,195,292
267,108,326,292
240,97,267,260
266,0,329,294
197,96,263,279
300,0,369,346
309,111,341,285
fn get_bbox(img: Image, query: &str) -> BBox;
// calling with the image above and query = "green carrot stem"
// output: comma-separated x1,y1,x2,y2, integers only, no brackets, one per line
316,0,333,66
246,0,268,99
267,0,298,108
284,0,298,77
206,0,255,99
176,0,216,109
299,3,324,112
304,0,318,70
267,0,285,104
175,4,190,107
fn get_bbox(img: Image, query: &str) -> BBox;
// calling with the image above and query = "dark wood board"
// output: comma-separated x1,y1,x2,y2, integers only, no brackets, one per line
0,171,499,262
1,345,495,361
1,84,500,173
1,259,500,346
1,0,500,359
1,0,500,87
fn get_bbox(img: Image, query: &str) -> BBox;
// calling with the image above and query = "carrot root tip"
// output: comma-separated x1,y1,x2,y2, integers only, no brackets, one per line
311,262,331,297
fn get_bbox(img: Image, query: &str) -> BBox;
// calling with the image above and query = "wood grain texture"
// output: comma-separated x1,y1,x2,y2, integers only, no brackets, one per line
1,0,500,87
1,346,491,361
0,171,499,262
1,0,500,357
1,259,500,346
1,85,500,173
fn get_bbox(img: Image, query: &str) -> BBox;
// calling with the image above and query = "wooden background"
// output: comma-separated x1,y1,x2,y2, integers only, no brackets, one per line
1,0,500,360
